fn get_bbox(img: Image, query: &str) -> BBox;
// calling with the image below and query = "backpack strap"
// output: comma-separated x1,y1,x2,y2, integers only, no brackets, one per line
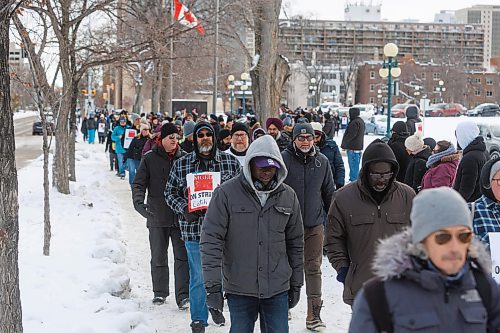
472,268,492,326
364,277,393,333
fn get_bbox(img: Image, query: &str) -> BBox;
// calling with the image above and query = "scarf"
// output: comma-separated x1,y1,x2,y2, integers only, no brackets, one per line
426,144,456,168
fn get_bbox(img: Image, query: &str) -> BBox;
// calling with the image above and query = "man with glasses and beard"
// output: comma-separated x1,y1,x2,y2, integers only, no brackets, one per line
224,122,249,166
165,122,241,333
349,187,500,332
325,139,415,307
281,123,335,331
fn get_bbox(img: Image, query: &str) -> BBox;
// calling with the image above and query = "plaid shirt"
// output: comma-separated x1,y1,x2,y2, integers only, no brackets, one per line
470,195,500,247
165,149,241,241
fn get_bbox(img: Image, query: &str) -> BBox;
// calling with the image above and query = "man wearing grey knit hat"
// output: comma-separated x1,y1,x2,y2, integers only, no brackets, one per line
349,186,500,332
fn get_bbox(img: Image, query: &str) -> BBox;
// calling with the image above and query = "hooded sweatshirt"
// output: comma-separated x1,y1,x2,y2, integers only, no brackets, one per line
341,108,365,151
456,121,480,150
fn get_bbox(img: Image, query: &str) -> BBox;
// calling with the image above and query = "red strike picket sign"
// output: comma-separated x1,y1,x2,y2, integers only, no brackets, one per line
123,128,137,149
416,122,423,133
489,232,500,284
186,172,221,212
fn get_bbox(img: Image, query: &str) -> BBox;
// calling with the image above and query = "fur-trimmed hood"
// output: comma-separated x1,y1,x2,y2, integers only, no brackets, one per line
372,228,491,281
440,151,462,163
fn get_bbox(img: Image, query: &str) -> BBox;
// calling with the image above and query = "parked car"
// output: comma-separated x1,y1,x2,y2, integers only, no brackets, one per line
319,102,342,113
466,103,500,117
364,115,397,136
478,123,500,159
32,114,55,135
390,103,410,118
352,104,375,121
424,103,466,117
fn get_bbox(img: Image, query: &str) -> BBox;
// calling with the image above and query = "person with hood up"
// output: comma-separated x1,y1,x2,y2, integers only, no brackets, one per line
251,127,266,143
322,112,335,139
387,121,410,183
81,116,88,142
349,187,500,333
111,116,131,179
132,123,189,308
200,135,304,333
97,114,108,144
326,139,415,306
421,141,461,190
312,122,345,189
282,123,335,331
341,107,365,182
405,105,422,135
165,122,241,333
225,122,249,166
403,131,432,193
266,117,290,151
471,157,500,247
217,129,231,151
454,121,489,202
181,120,196,153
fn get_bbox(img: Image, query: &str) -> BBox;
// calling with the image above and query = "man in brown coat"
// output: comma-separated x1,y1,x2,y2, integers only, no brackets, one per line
325,139,415,306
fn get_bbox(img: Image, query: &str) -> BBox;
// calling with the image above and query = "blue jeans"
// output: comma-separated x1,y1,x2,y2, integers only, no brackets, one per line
185,241,208,325
347,150,361,182
127,159,141,186
116,153,125,177
227,291,288,333
87,129,96,144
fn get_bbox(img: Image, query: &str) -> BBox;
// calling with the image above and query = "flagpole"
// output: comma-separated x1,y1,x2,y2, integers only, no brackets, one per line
211,0,219,116
169,0,174,117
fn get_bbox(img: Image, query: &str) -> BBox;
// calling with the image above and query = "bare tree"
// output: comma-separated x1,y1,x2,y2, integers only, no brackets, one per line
0,1,24,332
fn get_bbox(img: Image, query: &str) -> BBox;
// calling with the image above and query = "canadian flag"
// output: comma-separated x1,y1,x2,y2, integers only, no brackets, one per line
174,0,205,35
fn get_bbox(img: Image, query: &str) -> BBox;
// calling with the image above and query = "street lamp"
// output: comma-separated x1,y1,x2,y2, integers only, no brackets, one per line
309,78,318,107
436,80,446,103
379,42,401,138
241,72,249,114
377,89,383,110
227,75,235,115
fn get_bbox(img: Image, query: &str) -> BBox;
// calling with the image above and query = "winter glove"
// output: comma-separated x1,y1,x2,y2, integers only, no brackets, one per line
205,284,223,311
134,203,154,219
336,267,349,284
288,286,301,309
183,207,205,223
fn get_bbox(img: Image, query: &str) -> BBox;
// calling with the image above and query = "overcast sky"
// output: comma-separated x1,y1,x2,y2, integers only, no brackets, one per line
282,0,499,22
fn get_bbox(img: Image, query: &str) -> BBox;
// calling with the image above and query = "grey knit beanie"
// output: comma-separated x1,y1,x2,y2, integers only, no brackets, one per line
183,120,196,137
489,160,500,184
292,123,314,141
411,187,472,244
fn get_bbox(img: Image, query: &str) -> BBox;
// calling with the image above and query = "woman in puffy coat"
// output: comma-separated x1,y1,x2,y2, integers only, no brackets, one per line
421,140,461,190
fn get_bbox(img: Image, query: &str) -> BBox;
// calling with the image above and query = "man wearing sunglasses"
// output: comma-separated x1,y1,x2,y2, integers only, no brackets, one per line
281,123,335,331
132,123,189,308
165,121,241,333
326,139,415,306
350,187,500,332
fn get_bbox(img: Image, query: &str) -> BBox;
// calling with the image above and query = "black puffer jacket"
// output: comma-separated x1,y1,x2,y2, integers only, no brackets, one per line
405,106,422,135
388,133,410,183
323,118,335,139
124,136,148,161
454,136,489,202
132,144,185,227
282,144,335,227
403,146,431,193
341,108,365,151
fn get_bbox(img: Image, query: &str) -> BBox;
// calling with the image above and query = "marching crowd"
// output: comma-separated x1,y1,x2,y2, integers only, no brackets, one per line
81,105,500,333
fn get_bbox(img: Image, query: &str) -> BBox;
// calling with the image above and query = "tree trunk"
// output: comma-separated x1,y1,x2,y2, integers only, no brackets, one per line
0,10,24,332
251,0,290,121
53,91,71,194
69,82,79,182
151,60,162,115
42,114,52,256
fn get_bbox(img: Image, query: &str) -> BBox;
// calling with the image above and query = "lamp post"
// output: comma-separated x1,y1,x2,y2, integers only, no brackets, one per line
240,72,249,114
309,78,317,107
436,80,446,103
227,75,235,115
379,42,401,138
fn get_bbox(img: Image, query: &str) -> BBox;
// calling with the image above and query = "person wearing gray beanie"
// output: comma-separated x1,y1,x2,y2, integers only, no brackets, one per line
180,120,196,153
292,123,314,141
349,187,500,333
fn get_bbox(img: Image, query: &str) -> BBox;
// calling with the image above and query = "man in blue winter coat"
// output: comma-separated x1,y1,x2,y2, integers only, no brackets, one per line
111,116,130,179
312,122,345,189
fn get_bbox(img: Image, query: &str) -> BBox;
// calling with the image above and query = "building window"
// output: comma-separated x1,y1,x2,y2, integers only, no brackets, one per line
486,78,493,85
370,84,375,92
432,98,440,104
369,97,375,104
433,73,440,80
370,71,375,79
474,78,481,84
382,97,388,104
475,90,481,96
487,91,493,97
421,72,426,79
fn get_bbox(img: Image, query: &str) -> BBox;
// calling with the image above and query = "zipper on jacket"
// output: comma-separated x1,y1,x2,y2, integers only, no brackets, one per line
377,205,381,218
444,286,450,303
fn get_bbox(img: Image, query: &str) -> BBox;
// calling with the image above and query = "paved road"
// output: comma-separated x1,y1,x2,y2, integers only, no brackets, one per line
14,115,53,170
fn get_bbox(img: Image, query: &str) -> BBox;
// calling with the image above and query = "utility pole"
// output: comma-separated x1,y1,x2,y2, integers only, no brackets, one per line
211,0,219,115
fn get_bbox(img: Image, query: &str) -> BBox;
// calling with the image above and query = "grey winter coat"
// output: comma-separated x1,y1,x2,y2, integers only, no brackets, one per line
282,144,335,228
200,135,304,298
350,229,500,333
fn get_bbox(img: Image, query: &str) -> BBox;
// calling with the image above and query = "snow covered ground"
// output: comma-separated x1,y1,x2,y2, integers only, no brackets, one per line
13,110,39,120
17,116,500,332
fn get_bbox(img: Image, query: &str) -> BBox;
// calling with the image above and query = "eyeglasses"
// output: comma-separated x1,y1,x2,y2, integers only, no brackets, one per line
492,179,500,186
167,134,180,140
434,231,473,245
296,135,314,142
368,172,394,180
233,133,247,139
197,132,213,139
